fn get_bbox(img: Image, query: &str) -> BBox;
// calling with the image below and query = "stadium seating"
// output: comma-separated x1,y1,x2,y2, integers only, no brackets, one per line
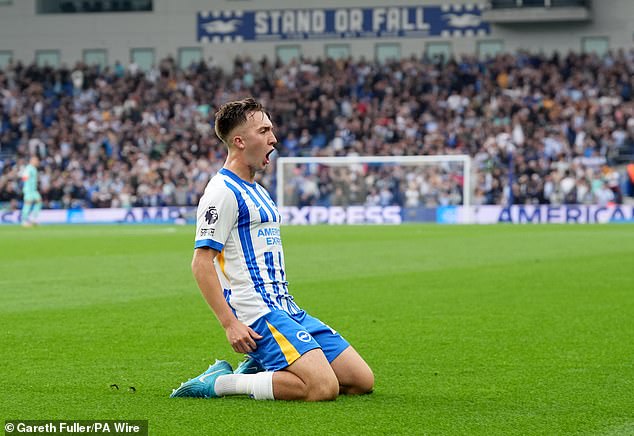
1,50,633,209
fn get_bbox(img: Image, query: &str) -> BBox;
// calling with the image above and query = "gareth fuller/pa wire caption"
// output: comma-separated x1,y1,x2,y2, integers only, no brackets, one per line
4,420,148,435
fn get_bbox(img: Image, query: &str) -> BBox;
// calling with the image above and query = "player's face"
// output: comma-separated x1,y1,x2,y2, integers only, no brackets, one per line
238,111,277,174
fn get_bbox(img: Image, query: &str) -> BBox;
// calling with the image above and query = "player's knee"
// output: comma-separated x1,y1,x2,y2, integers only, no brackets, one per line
317,376,339,401
342,366,374,395
357,367,374,394
307,374,339,401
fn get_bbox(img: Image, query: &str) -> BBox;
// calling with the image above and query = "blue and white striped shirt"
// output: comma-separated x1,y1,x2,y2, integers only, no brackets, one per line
195,168,301,325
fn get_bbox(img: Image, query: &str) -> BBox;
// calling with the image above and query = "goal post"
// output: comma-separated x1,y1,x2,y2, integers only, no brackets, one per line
275,155,472,224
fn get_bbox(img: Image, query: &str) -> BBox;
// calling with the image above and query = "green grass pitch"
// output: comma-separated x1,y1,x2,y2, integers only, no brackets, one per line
1,224,633,435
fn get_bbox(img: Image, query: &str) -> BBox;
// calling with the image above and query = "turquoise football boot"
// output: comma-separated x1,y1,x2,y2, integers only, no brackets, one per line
234,356,265,375
170,360,233,398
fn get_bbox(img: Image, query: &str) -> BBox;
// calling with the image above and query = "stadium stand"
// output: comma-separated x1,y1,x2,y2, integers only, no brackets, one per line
1,49,633,210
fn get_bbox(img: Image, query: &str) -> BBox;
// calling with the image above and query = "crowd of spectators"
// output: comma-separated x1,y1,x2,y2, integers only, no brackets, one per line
1,48,634,211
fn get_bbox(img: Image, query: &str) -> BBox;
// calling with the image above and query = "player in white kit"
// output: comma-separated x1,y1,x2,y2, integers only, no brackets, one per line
170,98,373,401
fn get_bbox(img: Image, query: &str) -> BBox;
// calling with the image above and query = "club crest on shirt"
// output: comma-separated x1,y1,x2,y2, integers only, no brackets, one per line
205,206,219,225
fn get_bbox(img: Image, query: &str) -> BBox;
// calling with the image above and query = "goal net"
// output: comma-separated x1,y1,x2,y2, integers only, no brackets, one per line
275,155,472,224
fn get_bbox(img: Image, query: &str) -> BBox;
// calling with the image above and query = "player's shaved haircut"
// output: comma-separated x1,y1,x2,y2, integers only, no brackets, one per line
214,97,266,146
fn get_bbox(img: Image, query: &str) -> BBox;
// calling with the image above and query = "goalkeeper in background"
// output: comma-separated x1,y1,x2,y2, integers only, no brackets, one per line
20,155,42,227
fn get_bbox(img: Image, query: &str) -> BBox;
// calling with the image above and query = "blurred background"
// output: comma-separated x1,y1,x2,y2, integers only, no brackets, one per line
1,0,633,223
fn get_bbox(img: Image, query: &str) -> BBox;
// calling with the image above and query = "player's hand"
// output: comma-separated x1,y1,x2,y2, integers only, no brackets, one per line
225,320,263,354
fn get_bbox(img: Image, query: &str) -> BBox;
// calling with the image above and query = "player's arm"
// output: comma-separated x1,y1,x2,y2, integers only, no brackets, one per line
191,247,262,354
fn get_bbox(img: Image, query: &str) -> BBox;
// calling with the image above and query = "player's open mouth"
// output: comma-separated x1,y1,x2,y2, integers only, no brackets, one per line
264,149,275,165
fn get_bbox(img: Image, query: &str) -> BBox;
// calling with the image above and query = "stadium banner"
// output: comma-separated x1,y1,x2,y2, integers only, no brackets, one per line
439,205,634,224
3,205,632,225
280,206,403,225
0,206,196,225
196,4,489,43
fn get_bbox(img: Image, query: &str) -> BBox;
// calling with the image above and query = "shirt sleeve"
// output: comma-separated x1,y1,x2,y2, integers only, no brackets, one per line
194,182,238,252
